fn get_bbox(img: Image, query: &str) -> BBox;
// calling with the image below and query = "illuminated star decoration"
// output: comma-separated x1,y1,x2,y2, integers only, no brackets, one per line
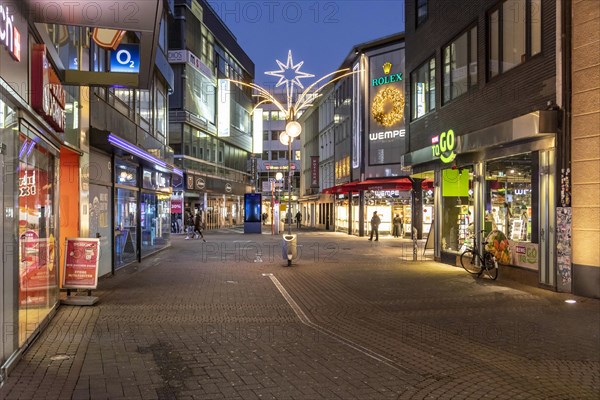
265,50,315,113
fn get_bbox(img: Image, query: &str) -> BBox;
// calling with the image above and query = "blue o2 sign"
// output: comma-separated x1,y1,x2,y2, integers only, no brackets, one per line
110,44,139,73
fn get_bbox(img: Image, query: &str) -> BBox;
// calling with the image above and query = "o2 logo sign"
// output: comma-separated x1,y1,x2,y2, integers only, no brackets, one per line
110,44,139,73
432,129,457,164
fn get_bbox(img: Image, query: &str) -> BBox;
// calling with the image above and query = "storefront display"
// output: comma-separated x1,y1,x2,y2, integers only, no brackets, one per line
115,188,138,268
17,131,59,346
441,167,474,252
141,168,172,256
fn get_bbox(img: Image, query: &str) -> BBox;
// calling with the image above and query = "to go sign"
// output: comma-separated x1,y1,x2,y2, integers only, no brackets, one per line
432,129,456,164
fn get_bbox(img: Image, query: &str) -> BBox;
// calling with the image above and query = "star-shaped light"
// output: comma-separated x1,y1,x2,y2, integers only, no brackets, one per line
265,50,315,113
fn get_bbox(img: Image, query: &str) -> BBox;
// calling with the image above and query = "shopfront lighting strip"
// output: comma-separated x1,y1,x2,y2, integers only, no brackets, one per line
172,167,183,176
18,139,30,159
108,134,167,167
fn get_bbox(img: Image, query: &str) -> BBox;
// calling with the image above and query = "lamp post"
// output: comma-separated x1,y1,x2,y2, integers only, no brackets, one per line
275,171,283,234
224,50,359,264
280,118,302,235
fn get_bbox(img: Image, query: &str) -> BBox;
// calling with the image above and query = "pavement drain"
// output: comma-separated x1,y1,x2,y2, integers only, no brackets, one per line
49,354,72,361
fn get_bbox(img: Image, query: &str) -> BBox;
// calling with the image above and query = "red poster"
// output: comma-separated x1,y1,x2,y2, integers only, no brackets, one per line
171,198,183,213
63,238,100,289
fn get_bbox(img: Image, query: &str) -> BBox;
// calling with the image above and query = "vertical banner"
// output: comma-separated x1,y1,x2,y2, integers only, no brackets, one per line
62,238,100,289
352,62,362,169
217,79,231,137
310,156,320,188
253,108,263,153
368,47,406,165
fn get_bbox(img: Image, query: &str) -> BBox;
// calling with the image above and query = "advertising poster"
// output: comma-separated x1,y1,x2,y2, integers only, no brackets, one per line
556,207,572,290
368,47,406,165
62,238,101,289
509,241,539,270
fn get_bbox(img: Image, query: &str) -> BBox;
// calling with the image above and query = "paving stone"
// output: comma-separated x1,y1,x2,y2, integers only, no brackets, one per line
0,231,598,399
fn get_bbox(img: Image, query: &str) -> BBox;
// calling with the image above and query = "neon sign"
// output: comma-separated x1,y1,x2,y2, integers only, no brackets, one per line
432,129,456,164
0,4,21,61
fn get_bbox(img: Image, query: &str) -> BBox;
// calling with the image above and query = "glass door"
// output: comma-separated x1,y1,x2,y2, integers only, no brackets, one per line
90,184,112,276
115,188,138,268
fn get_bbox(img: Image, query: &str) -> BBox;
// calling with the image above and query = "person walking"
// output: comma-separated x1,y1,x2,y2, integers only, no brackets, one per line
295,211,302,229
369,211,381,241
184,211,195,240
194,212,206,242
393,214,402,238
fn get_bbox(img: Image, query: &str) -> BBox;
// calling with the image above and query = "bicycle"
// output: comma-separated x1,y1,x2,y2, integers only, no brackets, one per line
460,230,499,280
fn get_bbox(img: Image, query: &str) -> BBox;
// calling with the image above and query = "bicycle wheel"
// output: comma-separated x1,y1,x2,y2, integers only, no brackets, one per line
483,252,499,280
460,250,482,275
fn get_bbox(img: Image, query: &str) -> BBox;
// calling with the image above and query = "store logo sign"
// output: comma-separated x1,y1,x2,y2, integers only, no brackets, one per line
225,183,232,193
369,129,405,141
371,62,402,87
31,45,66,133
432,129,456,164
110,43,139,73
0,4,21,61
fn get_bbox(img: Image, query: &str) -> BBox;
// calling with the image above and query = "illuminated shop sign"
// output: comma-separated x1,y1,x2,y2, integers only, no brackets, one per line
371,62,402,87
0,4,21,61
110,43,140,73
432,129,456,164
31,45,66,133
368,51,406,165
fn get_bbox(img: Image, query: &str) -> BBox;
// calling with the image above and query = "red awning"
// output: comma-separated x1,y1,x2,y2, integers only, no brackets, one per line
422,179,434,190
348,178,412,192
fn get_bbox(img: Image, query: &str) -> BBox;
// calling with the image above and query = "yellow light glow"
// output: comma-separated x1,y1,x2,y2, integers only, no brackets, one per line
371,86,405,127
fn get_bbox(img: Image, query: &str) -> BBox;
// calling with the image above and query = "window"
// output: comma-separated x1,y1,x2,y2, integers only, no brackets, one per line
295,150,301,161
263,131,269,141
488,0,542,78
416,0,428,27
443,26,478,104
262,151,269,160
411,56,436,119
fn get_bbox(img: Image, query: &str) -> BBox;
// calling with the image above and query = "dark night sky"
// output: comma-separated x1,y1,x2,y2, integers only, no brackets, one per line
207,1,405,88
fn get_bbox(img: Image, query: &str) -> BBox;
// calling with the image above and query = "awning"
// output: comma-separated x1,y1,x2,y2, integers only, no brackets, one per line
347,178,412,192
323,178,413,194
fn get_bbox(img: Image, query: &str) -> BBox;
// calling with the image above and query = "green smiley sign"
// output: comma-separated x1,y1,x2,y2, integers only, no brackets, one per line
432,129,457,163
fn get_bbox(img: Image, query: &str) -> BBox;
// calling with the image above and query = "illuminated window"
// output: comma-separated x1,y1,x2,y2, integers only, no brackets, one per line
411,56,436,119
488,0,542,79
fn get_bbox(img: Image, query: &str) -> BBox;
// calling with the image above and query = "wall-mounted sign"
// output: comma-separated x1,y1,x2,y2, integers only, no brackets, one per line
142,169,171,192
371,62,402,87
110,43,140,73
0,4,21,61
217,79,231,137
225,183,232,193
195,177,205,190
310,156,319,188
368,48,406,165
432,129,456,164
31,45,66,132
168,49,214,80
186,174,194,190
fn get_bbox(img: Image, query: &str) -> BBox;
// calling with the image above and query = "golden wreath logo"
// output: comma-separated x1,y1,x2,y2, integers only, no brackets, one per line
371,86,405,127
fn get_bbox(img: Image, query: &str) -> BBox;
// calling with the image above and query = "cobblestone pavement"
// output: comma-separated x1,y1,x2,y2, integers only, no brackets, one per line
1,230,599,399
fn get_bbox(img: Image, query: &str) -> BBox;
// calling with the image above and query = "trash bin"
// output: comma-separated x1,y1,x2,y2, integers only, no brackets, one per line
282,234,297,266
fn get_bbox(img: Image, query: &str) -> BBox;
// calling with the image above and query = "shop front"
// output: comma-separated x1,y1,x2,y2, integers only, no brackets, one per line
182,172,249,230
0,6,68,378
113,158,175,269
406,112,557,287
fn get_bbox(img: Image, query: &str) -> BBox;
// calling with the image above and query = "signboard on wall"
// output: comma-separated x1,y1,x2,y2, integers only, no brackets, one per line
31,44,66,132
62,238,100,289
368,47,406,165
110,43,140,73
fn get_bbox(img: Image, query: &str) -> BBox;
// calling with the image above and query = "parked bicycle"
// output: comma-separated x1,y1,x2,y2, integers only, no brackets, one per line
460,230,499,280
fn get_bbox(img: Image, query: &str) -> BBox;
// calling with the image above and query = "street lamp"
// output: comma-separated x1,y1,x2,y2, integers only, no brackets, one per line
224,50,359,264
280,121,302,235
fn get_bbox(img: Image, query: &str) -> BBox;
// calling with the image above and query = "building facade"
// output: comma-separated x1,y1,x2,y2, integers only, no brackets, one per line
569,0,599,298
1,0,171,383
404,0,560,289
168,0,255,230
257,101,301,232
302,34,410,237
